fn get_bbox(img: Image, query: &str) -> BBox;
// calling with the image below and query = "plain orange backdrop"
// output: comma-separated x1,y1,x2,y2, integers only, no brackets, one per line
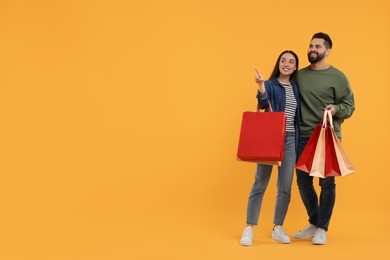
0,0,389,259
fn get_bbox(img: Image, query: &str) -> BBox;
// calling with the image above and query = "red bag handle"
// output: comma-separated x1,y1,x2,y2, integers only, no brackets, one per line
256,101,273,112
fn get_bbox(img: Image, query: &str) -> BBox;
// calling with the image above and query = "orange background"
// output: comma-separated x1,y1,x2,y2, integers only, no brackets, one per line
0,0,389,259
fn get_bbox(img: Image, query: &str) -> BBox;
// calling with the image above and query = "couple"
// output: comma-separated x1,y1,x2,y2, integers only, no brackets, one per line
240,32,355,246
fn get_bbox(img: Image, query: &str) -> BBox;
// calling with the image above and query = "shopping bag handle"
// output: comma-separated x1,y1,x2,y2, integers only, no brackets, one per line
321,110,334,128
256,101,274,112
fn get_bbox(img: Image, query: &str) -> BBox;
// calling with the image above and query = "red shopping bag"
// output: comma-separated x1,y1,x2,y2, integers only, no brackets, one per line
296,124,321,173
325,111,341,177
237,104,286,166
296,111,325,173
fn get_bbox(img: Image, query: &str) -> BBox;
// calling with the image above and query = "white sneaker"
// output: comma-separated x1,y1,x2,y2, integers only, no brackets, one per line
293,224,316,239
312,228,327,245
272,225,291,244
240,226,254,246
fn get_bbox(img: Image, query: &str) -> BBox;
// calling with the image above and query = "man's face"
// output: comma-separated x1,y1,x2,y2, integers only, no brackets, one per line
307,38,329,64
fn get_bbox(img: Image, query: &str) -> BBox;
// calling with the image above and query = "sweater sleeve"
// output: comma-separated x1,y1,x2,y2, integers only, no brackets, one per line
333,75,355,119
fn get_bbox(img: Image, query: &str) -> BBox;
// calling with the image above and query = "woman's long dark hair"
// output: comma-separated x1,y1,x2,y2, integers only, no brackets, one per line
268,50,299,82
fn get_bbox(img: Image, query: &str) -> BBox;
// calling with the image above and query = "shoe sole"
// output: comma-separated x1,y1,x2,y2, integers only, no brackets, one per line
293,235,314,239
293,233,315,239
272,234,290,244
312,240,326,245
240,242,252,246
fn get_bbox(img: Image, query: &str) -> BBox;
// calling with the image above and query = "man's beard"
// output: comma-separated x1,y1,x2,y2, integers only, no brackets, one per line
308,51,326,63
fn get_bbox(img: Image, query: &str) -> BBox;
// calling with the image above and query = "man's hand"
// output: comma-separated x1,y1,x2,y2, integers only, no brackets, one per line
325,105,336,115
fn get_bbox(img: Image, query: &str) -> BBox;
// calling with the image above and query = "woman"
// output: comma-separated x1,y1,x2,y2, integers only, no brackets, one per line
240,50,300,246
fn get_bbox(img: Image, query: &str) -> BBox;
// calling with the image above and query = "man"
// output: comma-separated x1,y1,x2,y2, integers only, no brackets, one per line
293,32,355,245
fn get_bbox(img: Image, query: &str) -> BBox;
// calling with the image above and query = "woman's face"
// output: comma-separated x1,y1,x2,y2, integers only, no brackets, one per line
279,53,297,77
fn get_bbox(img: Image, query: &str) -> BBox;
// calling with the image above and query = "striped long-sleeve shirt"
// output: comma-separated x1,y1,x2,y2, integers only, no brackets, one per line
280,82,297,132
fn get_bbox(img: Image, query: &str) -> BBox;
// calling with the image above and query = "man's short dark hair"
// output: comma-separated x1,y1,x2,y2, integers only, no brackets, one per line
312,32,333,49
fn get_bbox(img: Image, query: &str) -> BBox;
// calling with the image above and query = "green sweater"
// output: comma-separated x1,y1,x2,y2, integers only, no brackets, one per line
297,66,355,138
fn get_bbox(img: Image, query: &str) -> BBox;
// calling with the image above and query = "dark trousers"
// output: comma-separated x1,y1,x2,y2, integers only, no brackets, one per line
296,137,336,231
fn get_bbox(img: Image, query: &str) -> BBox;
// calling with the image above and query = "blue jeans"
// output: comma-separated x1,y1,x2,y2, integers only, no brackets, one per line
296,137,336,231
246,132,296,226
